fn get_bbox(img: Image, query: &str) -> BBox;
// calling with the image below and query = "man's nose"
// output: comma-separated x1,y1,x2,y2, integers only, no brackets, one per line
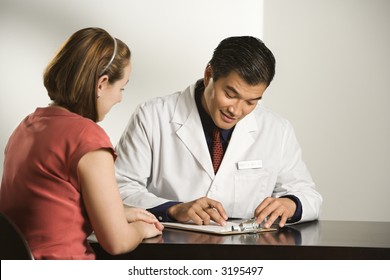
227,100,244,116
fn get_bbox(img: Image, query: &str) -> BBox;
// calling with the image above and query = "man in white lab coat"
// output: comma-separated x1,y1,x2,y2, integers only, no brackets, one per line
115,36,322,228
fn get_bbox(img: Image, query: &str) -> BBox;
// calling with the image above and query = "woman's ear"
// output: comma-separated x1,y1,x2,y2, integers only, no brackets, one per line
96,75,109,98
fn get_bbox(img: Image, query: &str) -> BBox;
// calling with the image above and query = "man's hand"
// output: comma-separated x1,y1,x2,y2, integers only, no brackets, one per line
254,197,296,228
167,197,228,226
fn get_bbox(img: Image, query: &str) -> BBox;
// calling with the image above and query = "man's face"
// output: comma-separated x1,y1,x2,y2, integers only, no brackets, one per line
201,65,267,130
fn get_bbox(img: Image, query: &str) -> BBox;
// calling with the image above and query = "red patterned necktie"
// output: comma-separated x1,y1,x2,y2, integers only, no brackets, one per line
212,127,224,174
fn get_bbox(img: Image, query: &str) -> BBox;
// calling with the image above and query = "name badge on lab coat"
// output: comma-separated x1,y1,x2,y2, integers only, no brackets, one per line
237,160,263,170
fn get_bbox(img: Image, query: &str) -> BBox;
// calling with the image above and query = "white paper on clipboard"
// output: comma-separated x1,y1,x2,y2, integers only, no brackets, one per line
162,220,277,235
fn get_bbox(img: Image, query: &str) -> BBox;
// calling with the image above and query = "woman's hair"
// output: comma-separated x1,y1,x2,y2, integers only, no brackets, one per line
43,27,131,122
209,36,275,87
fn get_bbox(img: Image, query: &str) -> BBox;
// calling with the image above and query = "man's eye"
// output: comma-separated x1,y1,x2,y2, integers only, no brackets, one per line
225,91,234,98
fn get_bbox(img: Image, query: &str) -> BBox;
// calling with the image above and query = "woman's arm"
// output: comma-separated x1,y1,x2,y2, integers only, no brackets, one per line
78,149,162,255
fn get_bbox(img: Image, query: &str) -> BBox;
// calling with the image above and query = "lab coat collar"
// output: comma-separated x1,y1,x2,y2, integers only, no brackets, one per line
171,82,260,179
172,83,215,178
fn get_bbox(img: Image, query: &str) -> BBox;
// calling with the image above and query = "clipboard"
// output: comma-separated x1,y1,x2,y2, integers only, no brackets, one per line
162,219,277,235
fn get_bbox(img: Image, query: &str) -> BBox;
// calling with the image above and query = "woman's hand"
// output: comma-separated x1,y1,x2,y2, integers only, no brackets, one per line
124,207,164,231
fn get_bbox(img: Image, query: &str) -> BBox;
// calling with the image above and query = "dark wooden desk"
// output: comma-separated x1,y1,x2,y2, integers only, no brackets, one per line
91,220,390,260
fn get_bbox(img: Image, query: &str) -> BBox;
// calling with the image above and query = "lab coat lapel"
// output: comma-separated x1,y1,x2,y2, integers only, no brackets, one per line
220,112,258,170
172,86,215,179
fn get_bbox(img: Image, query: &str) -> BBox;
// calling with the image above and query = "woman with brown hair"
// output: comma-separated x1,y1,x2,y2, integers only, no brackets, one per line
0,27,163,259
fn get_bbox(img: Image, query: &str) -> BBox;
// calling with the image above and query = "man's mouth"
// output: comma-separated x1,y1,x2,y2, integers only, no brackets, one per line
220,111,237,123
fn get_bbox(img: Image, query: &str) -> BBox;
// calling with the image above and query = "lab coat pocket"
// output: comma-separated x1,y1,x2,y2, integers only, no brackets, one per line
233,169,271,218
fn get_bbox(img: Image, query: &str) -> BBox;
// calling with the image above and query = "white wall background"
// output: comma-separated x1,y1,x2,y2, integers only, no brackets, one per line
1,0,389,222
263,0,390,222
0,0,262,174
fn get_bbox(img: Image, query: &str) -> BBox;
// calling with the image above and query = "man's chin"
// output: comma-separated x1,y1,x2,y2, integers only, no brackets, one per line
216,121,236,130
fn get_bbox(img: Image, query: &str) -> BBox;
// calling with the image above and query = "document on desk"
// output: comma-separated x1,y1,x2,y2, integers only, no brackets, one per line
162,220,277,235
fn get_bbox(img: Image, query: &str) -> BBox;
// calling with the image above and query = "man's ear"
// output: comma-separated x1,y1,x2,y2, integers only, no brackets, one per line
204,64,213,87
97,75,109,98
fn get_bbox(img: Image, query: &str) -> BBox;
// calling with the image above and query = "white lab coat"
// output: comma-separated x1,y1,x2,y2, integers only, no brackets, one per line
115,82,322,222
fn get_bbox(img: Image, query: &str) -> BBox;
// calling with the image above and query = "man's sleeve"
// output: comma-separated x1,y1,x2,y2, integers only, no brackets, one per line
282,195,302,223
148,201,182,222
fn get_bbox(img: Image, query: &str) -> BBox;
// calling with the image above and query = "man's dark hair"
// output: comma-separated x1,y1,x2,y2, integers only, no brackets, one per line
209,36,276,86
